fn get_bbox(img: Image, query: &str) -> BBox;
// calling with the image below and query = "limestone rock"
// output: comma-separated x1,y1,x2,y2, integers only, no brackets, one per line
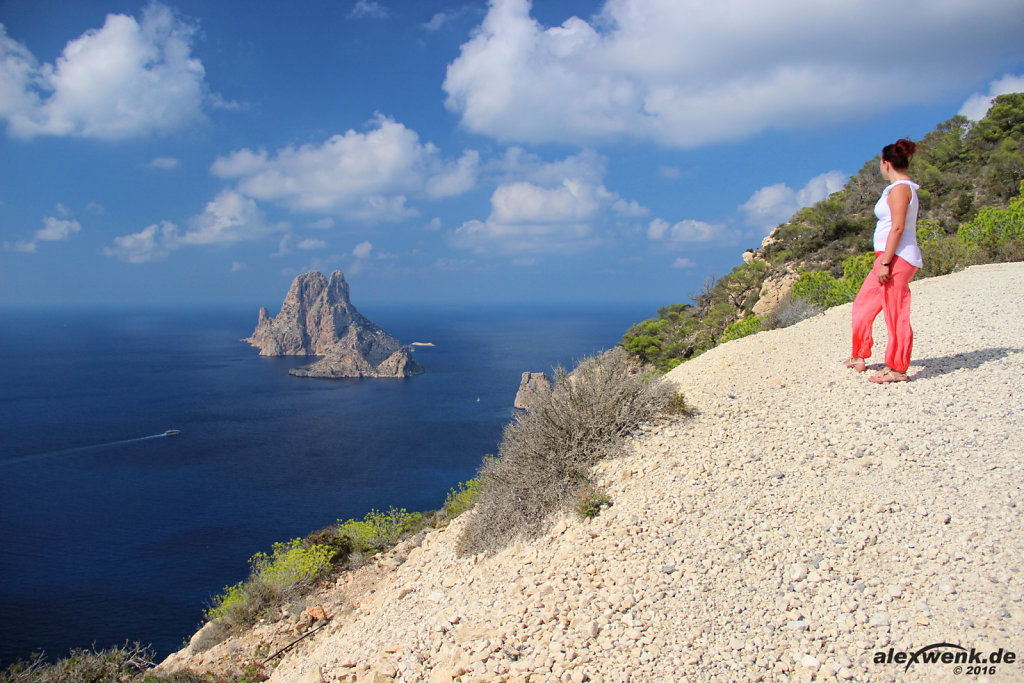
751,268,799,317
244,270,424,379
514,372,552,410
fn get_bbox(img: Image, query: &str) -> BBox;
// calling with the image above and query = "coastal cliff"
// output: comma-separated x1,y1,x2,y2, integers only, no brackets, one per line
165,263,1024,682
244,270,423,379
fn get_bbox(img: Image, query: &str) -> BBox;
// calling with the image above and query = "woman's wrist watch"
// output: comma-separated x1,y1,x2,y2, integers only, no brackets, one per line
881,261,892,267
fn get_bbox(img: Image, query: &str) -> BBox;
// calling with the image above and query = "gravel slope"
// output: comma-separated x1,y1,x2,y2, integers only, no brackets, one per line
166,262,1024,683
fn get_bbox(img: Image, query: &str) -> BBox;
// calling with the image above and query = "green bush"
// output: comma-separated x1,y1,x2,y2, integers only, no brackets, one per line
458,348,673,556
437,476,484,524
916,218,947,243
720,314,764,343
958,180,1024,250
791,270,848,308
663,391,693,416
256,539,332,593
205,539,332,629
792,252,874,309
919,235,981,277
338,507,424,554
574,484,611,520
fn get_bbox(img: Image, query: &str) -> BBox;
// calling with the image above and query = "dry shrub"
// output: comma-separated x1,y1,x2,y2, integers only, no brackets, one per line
0,643,161,683
766,294,824,329
459,348,673,555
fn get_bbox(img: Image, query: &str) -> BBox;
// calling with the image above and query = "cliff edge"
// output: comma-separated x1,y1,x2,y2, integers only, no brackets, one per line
174,263,1023,681
244,270,423,379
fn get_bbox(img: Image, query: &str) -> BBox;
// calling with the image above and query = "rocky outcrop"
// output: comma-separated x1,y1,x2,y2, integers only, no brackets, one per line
751,266,800,317
244,270,423,379
513,372,552,410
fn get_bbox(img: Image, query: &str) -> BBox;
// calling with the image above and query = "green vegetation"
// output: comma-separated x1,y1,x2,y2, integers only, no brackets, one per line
204,538,333,629
438,474,484,522
337,507,424,555
574,484,612,520
790,253,875,309
0,643,209,683
623,93,1024,372
719,313,765,344
458,348,676,556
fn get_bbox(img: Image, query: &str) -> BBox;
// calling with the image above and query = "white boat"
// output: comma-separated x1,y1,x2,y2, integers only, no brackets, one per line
163,430,181,437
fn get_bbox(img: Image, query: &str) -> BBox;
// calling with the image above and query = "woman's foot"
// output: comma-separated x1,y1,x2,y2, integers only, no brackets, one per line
869,368,908,383
843,356,866,372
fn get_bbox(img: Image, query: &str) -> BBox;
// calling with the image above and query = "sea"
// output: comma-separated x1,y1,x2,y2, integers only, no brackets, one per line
0,302,656,665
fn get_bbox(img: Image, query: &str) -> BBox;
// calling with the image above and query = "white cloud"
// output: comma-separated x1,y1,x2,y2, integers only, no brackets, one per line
211,115,476,221
490,147,606,186
451,149,650,254
148,156,180,170
424,6,476,32
647,218,721,243
426,150,480,198
3,214,81,253
443,0,1024,148
297,238,327,250
105,190,280,263
230,261,247,272
36,216,81,241
179,190,275,245
740,170,847,233
959,73,1024,121
0,4,210,140
491,180,603,225
349,1,390,20
612,198,648,218
103,220,179,263
352,240,373,258
658,165,682,179
2,239,36,253
672,257,696,268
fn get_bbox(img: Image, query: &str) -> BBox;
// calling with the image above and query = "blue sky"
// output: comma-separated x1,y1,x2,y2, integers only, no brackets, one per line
2,0,1022,308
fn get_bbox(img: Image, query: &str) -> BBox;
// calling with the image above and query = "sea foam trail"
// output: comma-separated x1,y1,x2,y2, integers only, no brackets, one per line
1,433,174,466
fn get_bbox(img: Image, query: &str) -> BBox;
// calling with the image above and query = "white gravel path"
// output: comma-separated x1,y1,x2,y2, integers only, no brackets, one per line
170,263,1024,683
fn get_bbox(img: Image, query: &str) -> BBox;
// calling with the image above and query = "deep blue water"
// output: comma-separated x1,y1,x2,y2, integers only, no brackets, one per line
0,303,653,665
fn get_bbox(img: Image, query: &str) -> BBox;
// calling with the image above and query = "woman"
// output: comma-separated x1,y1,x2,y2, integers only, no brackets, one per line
843,138,923,383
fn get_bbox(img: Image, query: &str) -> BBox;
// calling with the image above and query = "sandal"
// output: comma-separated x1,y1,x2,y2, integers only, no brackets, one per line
869,368,908,383
842,357,866,372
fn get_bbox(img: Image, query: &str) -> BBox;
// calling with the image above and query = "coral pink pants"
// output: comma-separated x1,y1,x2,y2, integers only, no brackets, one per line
851,252,918,373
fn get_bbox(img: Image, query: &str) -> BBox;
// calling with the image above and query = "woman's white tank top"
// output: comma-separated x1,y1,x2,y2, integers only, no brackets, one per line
874,180,923,267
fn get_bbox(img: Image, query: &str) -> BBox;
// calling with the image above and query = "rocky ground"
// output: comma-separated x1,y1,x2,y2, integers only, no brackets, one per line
162,263,1024,682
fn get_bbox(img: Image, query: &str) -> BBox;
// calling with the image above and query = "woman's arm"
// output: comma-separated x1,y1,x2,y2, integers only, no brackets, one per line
878,184,911,284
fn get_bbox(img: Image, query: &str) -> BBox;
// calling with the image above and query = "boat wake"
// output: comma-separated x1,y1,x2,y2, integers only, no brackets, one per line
1,431,179,466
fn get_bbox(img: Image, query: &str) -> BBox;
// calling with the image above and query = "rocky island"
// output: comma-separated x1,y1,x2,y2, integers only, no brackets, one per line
244,270,424,379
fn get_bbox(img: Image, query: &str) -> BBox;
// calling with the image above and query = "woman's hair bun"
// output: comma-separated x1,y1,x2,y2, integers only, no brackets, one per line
894,138,916,157
882,138,916,170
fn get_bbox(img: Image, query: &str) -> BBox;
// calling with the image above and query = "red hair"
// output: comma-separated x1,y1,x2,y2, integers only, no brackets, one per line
882,139,916,170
